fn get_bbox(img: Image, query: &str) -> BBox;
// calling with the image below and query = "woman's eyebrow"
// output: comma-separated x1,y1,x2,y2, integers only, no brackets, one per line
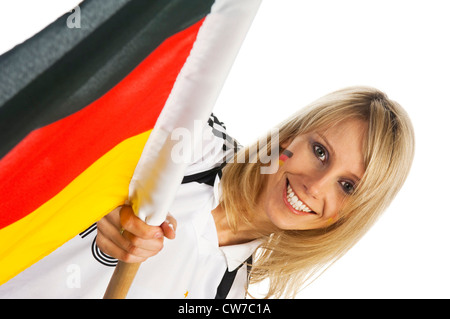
348,172,362,184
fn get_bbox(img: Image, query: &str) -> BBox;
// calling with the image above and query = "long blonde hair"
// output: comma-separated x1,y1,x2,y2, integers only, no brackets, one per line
219,86,415,298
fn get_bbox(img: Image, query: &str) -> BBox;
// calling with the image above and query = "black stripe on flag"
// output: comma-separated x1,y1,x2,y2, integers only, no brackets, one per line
0,0,215,159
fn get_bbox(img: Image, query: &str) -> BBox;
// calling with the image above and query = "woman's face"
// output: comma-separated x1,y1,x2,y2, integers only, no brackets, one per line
260,117,367,230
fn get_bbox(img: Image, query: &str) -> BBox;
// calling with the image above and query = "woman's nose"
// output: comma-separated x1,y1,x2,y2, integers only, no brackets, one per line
303,173,331,199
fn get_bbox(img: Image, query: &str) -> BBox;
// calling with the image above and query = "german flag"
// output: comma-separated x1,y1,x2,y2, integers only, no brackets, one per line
0,0,260,285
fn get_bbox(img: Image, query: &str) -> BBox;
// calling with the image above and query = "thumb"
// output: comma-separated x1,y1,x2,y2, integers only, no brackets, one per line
160,213,177,240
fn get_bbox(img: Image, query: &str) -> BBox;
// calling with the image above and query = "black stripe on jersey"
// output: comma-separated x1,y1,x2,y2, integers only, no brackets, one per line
215,255,252,299
181,162,226,187
208,113,241,156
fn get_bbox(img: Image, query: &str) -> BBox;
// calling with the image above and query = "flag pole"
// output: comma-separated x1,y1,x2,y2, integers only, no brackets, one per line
103,207,141,299
103,261,141,299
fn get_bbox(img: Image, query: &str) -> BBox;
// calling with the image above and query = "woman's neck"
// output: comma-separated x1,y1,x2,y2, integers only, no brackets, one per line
211,203,273,247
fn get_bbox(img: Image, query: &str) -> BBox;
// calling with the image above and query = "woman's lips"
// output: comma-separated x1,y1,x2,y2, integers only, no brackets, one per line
283,179,316,216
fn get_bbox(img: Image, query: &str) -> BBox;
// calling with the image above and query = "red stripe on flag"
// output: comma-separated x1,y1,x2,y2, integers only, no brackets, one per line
0,19,205,229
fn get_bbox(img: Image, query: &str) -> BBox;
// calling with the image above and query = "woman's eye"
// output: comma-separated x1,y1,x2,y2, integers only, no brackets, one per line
340,180,355,194
313,144,327,163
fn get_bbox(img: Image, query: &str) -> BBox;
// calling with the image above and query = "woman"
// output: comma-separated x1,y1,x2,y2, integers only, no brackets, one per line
96,86,415,298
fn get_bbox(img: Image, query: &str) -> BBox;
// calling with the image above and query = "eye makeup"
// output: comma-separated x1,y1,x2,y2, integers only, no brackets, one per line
312,143,328,164
339,180,356,195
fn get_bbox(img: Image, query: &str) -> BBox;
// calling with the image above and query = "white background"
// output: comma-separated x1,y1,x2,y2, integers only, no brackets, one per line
1,0,449,298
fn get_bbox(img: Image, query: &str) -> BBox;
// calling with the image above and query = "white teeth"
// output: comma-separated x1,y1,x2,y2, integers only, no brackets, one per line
286,183,312,213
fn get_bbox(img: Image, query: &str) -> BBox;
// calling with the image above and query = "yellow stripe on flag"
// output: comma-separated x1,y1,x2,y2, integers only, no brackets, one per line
0,130,151,285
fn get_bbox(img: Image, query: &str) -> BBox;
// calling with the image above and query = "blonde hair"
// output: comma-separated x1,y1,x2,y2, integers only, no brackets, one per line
219,86,415,298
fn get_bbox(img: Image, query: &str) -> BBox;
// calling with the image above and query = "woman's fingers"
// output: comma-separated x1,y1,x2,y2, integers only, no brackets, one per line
120,206,163,240
96,206,177,263
96,226,150,263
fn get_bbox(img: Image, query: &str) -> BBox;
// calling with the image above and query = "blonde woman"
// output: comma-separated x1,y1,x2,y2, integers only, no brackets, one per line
0,86,414,298
220,86,415,297
96,86,414,298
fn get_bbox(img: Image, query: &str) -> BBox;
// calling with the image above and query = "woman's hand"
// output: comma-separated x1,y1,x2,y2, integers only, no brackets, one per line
96,206,177,263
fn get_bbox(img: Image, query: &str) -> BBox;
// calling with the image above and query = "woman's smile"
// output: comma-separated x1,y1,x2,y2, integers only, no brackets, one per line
283,179,316,216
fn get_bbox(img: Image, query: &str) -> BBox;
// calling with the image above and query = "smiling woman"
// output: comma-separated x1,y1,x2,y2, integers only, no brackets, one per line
219,86,415,298
89,85,414,299
37,86,413,299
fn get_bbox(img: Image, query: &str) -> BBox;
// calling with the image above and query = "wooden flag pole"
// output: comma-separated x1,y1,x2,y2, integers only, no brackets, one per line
103,261,141,299
103,206,142,299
